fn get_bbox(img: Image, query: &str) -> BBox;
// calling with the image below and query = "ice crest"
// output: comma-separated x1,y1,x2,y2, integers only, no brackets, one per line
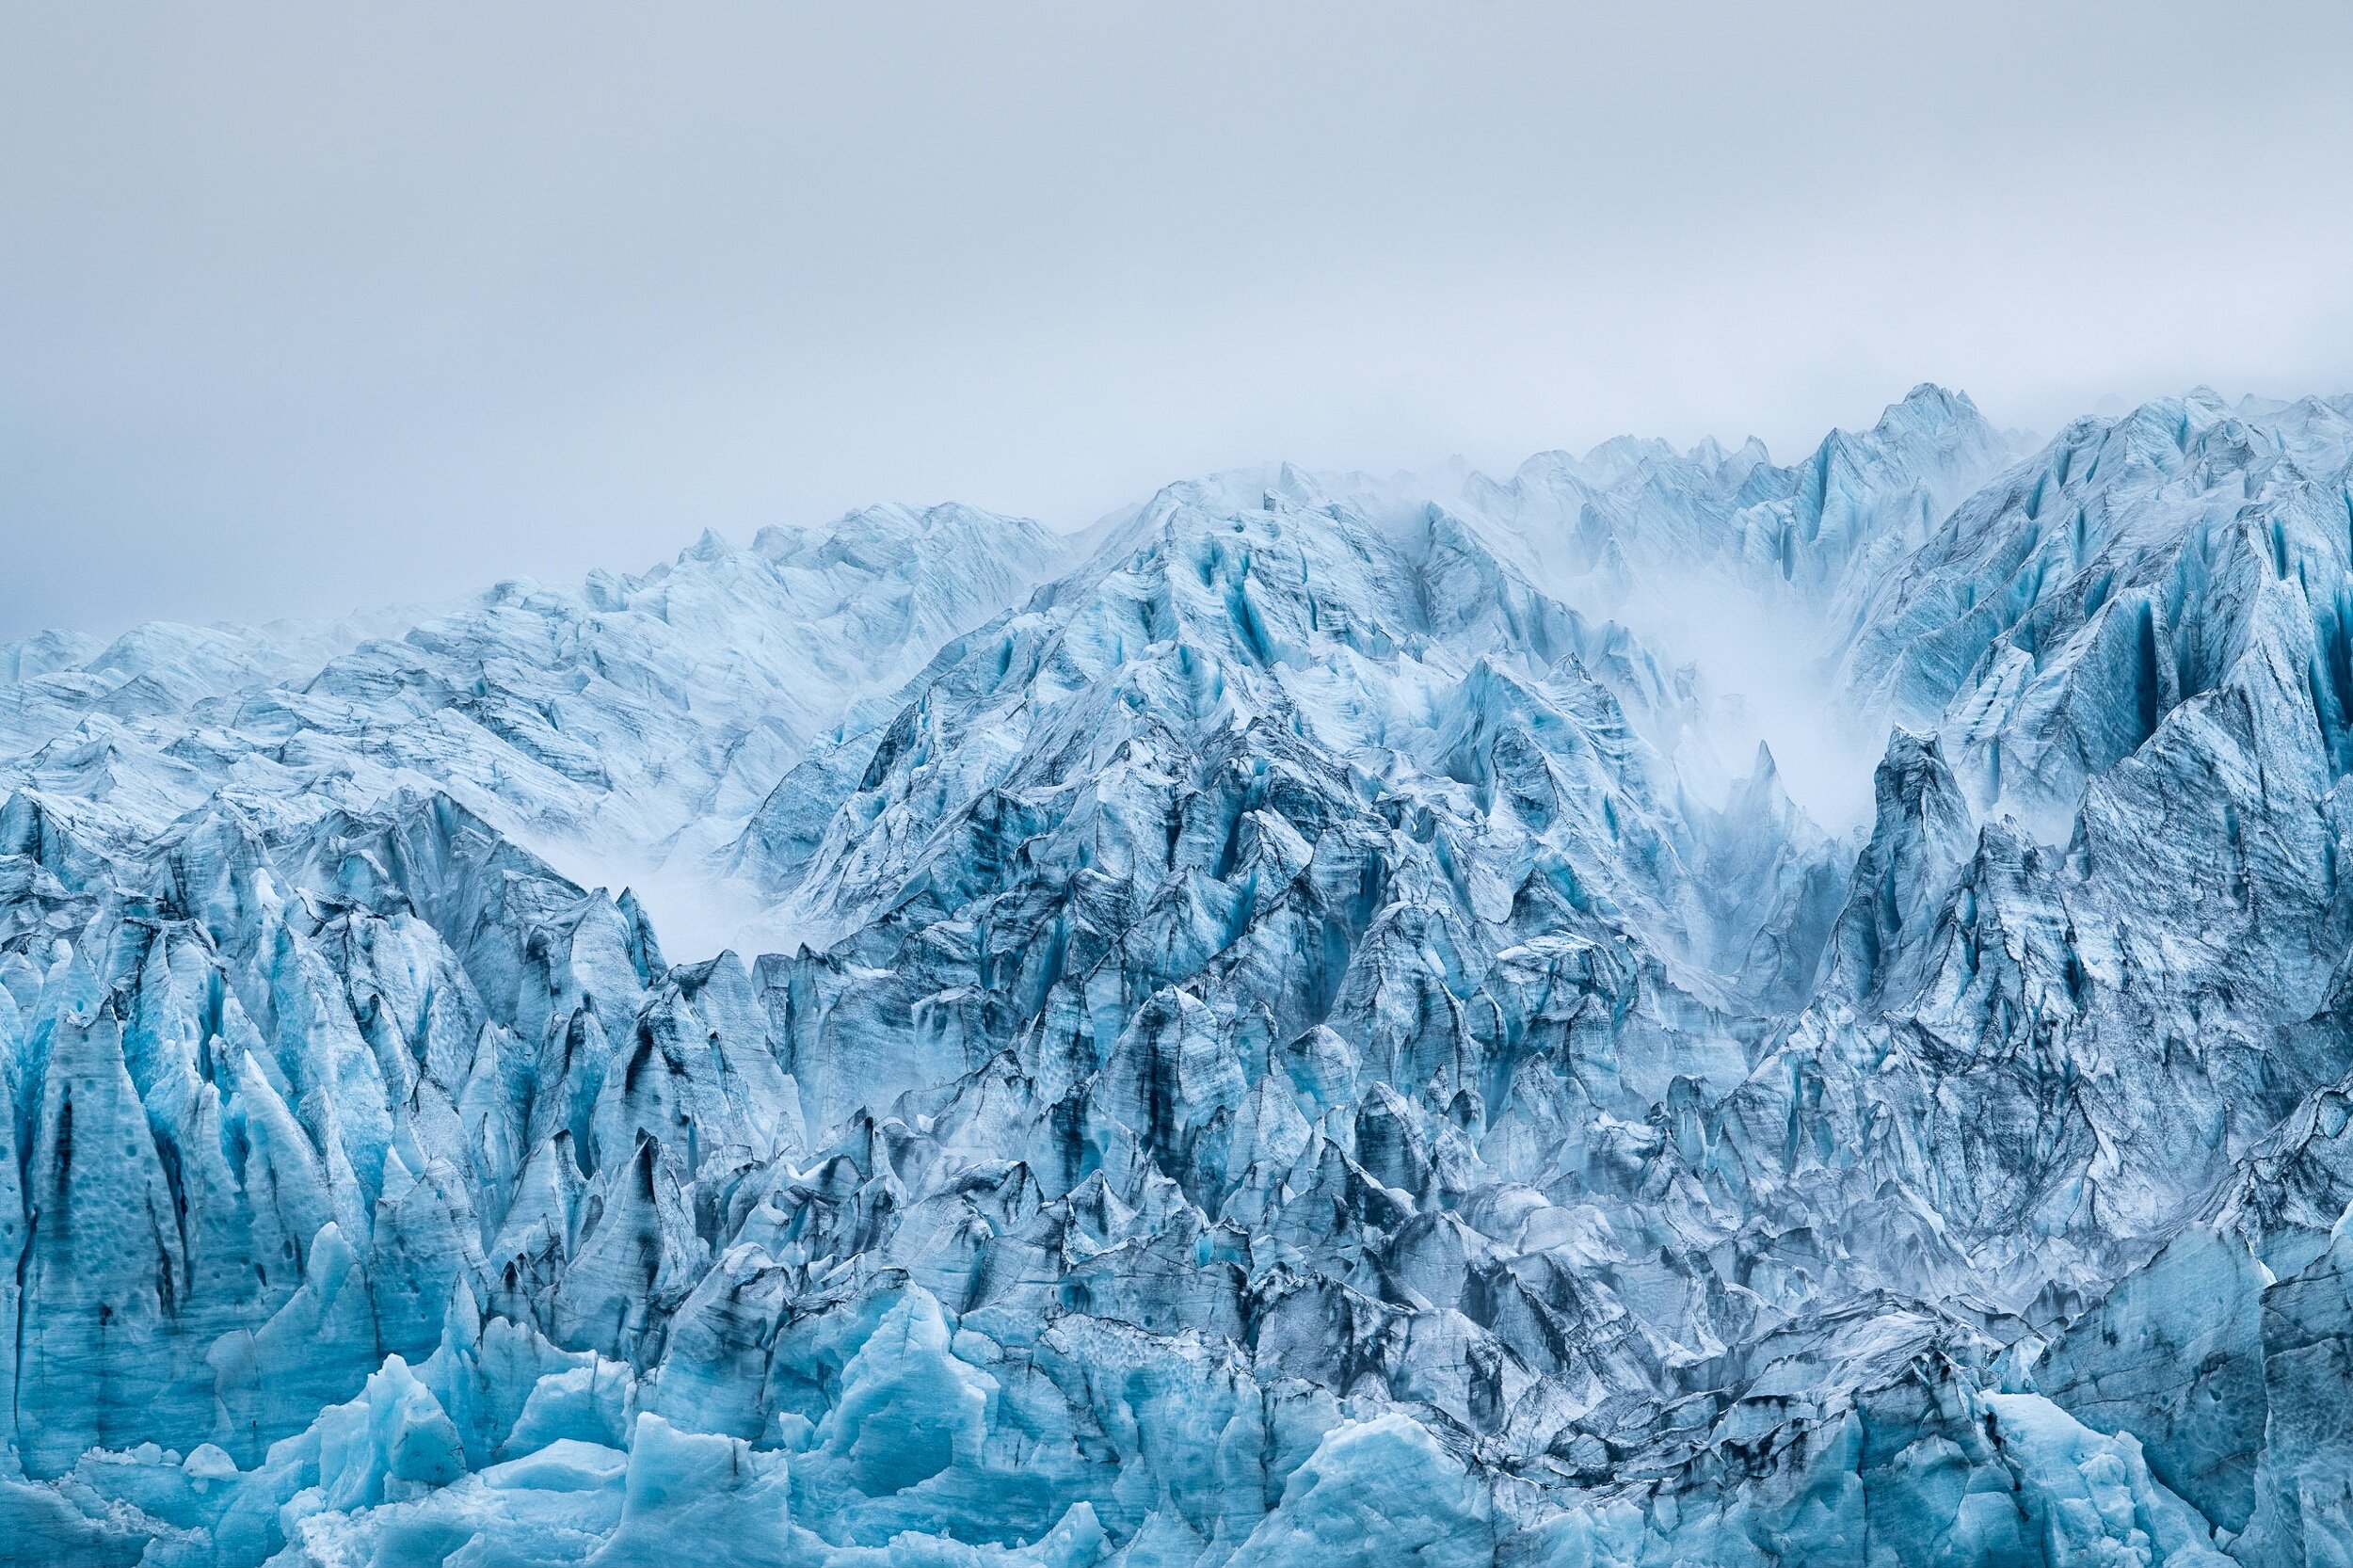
8,389,2353,1563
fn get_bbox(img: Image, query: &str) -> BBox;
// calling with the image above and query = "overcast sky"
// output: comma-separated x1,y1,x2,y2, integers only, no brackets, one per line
5,2,2351,638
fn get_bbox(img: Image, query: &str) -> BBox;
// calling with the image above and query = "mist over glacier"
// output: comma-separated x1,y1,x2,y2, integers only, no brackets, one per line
9,385,2353,1566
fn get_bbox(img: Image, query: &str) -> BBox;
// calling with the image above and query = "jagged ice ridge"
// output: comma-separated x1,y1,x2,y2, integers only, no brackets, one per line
7,387,2353,1564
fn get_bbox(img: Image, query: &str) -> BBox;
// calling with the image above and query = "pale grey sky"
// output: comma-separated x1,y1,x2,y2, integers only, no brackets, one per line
5,2,2351,637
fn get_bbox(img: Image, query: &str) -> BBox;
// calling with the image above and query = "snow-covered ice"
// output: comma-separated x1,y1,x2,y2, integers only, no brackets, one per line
7,387,2353,1564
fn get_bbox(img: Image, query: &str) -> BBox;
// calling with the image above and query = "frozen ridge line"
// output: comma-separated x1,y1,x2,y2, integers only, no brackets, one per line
5,387,2353,1563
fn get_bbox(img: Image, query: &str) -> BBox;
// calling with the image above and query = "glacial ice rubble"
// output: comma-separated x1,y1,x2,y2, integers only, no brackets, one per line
7,387,2353,1562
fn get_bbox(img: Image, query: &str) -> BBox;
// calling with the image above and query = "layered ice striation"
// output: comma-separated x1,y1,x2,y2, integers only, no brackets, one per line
6,387,2353,1564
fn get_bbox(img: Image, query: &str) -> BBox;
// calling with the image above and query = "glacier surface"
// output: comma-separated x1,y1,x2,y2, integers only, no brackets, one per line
6,387,2353,1564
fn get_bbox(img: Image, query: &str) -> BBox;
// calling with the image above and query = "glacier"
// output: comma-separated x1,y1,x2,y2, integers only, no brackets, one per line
5,386,2353,1564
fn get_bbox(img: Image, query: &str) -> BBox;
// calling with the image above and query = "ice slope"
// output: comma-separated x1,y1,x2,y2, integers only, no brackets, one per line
0,504,1062,956
3,388,2351,1565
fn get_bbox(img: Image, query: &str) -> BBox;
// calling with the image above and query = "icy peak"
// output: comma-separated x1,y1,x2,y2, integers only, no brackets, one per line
15,387,2353,1566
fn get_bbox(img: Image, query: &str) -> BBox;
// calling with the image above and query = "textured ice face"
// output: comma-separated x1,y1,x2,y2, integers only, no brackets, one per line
7,389,2353,1565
